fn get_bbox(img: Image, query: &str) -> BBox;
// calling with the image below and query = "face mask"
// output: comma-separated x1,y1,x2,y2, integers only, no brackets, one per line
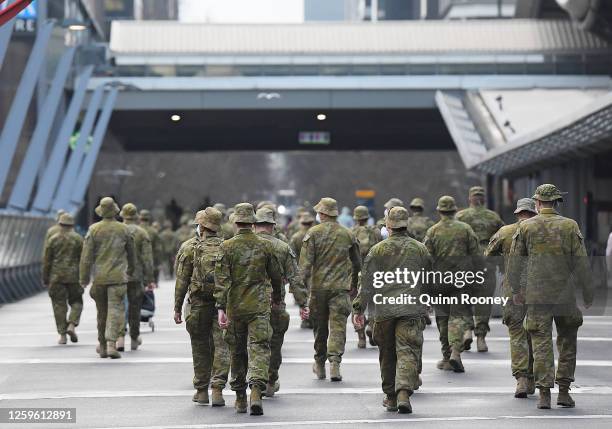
315,213,321,223
380,226,389,239
196,225,202,238
384,209,389,218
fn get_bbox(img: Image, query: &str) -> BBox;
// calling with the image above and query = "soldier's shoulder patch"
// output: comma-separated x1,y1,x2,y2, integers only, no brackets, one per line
576,230,584,240
216,252,224,261
303,233,311,242
288,246,296,258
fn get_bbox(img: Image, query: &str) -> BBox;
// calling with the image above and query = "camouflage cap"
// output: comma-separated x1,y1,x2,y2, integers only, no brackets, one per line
195,207,222,232
120,203,138,220
139,209,152,222
95,197,119,218
314,197,339,217
437,195,458,212
386,206,409,229
300,212,315,224
256,200,276,212
469,186,486,197
163,220,173,229
58,213,75,226
55,209,66,221
409,197,425,209
532,183,566,202
384,198,404,210
255,207,276,225
213,203,227,215
353,205,370,220
233,202,256,224
514,198,537,215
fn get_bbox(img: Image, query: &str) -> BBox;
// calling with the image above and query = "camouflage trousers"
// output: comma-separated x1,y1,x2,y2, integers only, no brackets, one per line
466,265,496,337
119,281,144,340
310,290,352,364
372,317,424,396
269,309,290,384
525,304,583,389
48,283,83,335
225,314,272,391
90,283,127,344
502,301,533,379
434,302,472,359
186,301,230,390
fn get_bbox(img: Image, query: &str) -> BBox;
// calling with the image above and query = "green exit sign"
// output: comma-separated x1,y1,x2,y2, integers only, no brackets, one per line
299,131,330,145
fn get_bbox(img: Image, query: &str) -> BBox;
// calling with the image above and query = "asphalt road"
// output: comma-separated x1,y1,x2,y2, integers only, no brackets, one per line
1,281,611,429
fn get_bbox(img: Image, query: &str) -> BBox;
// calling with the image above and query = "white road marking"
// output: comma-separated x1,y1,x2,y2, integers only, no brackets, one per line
2,386,612,401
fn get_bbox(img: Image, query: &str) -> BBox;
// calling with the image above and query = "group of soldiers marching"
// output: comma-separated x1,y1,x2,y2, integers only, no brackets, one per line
41,182,592,417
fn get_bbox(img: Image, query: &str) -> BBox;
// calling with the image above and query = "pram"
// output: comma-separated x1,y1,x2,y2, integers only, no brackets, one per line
141,289,155,332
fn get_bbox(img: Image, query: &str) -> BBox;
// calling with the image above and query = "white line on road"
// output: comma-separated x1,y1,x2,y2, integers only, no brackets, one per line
83,414,612,429
2,386,612,401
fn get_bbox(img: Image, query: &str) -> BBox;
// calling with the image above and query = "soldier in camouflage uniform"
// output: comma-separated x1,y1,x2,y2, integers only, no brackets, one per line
139,210,163,284
44,209,67,244
352,205,381,348
286,206,308,239
118,203,155,352
406,198,435,242
376,198,404,236
174,208,230,407
42,213,84,345
485,198,537,398
256,201,289,243
424,196,482,373
214,203,235,240
159,220,180,278
80,197,135,359
214,203,283,416
176,213,195,245
254,207,310,397
300,197,361,382
353,207,431,414
290,212,316,329
456,186,504,352
507,184,593,409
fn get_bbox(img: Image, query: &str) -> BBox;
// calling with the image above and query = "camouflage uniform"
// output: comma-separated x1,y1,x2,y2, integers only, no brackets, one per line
299,198,361,373
423,196,482,371
159,220,180,278
376,198,404,231
120,204,154,344
289,213,315,261
175,208,230,394
42,214,84,338
406,198,435,242
255,207,309,391
213,203,235,240
176,214,195,245
507,185,592,397
485,199,537,386
80,197,135,356
286,207,308,239
44,209,66,244
140,210,163,283
354,207,430,411
213,203,283,393
456,187,504,339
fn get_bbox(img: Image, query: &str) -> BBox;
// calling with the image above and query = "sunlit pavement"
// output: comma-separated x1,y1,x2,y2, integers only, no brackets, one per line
1,281,611,429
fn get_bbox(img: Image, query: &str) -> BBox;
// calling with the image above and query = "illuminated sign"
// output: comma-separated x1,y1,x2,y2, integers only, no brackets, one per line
299,131,330,145
1,0,37,33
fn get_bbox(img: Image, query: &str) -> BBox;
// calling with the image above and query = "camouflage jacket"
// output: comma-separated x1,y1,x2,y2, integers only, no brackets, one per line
174,233,224,312
485,222,518,297
80,219,135,286
220,222,234,240
176,225,194,246
42,228,83,285
290,227,309,261
456,205,504,249
273,226,289,243
354,230,431,321
124,222,154,284
258,231,309,309
44,224,62,244
423,214,482,294
406,213,435,242
214,228,283,318
352,224,382,262
507,208,593,305
299,219,361,292
141,223,162,267
159,228,180,256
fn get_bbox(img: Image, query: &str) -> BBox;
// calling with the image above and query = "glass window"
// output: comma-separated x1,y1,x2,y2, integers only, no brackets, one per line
380,64,406,75
320,65,350,75
117,65,146,76
176,65,205,77
148,65,175,77
292,65,320,76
